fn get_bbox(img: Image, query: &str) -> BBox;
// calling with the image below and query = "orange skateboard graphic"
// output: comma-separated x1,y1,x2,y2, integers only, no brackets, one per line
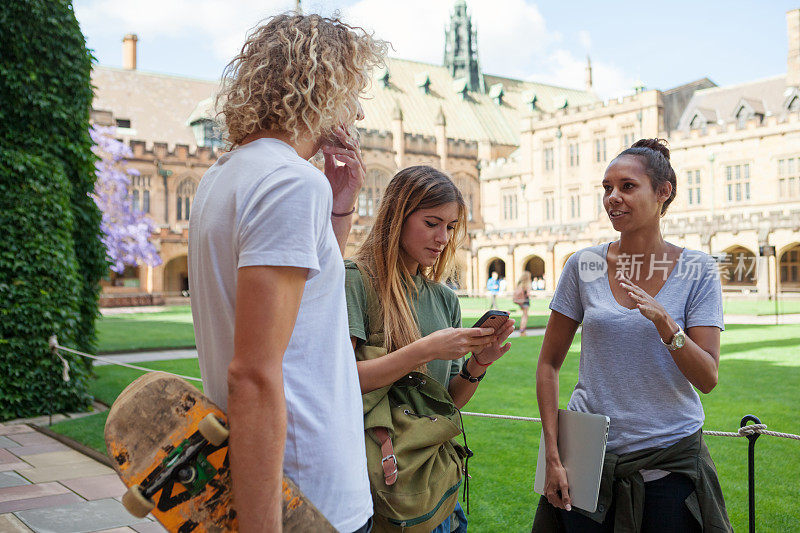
105,372,335,532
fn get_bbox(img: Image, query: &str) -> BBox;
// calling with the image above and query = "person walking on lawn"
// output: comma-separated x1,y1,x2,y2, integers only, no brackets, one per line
188,13,386,533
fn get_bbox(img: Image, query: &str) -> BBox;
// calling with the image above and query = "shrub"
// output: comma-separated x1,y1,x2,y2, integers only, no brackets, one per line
0,150,93,419
0,0,101,418
0,0,104,359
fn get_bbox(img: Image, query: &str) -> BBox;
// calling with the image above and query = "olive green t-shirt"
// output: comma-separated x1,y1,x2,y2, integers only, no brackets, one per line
344,263,464,387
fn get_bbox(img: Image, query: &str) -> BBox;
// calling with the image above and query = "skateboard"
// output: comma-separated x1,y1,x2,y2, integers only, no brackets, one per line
105,371,336,532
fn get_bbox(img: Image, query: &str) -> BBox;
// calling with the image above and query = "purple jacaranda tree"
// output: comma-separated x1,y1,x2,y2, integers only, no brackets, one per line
90,125,162,274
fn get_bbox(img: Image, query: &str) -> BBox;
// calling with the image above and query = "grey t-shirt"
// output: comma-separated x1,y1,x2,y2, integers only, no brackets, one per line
550,243,724,454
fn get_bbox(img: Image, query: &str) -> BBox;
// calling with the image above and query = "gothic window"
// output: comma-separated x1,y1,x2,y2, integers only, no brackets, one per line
358,168,391,218
621,126,636,147
725,164,751,203
594,136,607,163
130,174,151,213
543,144,554,171
778,157,799,198
569,189,580,219
569,141,580,167
543,192,555,221
687,170,701,205
176,178,197,221
502,188,518,221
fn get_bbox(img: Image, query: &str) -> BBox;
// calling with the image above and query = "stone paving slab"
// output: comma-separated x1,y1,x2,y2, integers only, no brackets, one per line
16,461,114,484
130,522,167,533
14,498,151,533
8,433,60,447
0,449,31,472
0,472,30,489
89,528,136,533
21,451,96,469
7,443,70,457
0,482,70,504
0,426,35,437
0,492,84,514
0,512,34,532
61,475,126,501
0,436,22,449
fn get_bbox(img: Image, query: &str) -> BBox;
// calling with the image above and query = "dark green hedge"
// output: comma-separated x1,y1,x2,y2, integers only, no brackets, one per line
0,0,104,359
0,0,102,418
0,150,93,419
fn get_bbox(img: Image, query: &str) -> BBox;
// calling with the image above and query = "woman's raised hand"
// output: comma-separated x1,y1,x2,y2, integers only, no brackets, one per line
472,318,515,365
422,327,495,361
619,275,668,324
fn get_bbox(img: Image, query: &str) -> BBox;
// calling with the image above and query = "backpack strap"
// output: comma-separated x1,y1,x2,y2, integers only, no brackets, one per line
348,261,399,484
373,426,398,485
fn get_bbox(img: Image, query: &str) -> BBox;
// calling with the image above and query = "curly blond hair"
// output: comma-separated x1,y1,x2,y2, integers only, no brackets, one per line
217,13,387,147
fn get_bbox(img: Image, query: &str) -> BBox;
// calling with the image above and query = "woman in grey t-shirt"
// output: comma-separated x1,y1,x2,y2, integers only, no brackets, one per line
536,139,727,531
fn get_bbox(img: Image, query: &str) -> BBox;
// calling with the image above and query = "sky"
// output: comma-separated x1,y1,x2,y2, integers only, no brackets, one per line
74,0,799,99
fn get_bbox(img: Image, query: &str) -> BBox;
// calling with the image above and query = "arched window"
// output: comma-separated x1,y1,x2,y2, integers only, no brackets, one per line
176,178,197,221
780,244,800,288
358,168,391,217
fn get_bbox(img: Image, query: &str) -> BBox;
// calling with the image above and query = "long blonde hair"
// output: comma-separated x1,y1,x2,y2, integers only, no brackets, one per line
517,271,532,290
217,13,387,147
353,166,467,354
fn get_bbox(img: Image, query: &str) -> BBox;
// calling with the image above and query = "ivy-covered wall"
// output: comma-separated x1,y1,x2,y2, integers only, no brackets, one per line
0,0,102,418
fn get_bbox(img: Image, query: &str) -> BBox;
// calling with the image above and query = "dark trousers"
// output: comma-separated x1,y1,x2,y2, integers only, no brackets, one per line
558,473,701,533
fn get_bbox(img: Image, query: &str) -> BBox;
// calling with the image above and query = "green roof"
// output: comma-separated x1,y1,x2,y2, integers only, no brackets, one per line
358,57,597,145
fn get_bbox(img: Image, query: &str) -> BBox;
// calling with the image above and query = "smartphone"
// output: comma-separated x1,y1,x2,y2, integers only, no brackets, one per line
473,310,510,331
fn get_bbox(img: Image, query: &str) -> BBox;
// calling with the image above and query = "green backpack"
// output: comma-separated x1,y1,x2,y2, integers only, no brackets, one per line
347,261,470,533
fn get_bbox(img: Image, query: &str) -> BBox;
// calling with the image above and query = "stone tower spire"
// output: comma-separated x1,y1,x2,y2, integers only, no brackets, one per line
443,0,484,93
585,55,593,91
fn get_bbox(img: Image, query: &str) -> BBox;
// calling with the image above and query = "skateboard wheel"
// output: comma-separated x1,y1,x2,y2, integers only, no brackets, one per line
122,485,155,518
198,413,229,446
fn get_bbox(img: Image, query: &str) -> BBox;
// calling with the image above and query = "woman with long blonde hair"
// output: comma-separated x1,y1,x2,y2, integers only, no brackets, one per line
190,12,385,533
345,165,515,532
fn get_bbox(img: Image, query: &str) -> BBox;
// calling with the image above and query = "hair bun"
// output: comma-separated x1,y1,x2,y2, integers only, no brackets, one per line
631,138,670,161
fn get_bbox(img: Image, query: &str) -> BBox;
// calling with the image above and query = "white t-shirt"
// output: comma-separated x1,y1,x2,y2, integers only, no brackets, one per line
188,138,372,532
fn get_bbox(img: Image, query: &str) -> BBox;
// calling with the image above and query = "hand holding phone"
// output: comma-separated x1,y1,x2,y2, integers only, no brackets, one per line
473,310,510,331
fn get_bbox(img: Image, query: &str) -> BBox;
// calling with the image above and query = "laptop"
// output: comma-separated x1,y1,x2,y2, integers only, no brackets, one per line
533,409,610,513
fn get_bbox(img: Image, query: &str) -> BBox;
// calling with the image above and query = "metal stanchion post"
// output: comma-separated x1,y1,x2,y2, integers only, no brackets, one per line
740,414,762,533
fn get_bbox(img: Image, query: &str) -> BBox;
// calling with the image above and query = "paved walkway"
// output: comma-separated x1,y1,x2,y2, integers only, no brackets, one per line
0,423,165,533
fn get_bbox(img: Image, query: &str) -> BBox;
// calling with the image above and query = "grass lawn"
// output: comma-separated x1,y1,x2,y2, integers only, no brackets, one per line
50,324,800,532
721,296,800,316
96,306,195,353
95,296,800,354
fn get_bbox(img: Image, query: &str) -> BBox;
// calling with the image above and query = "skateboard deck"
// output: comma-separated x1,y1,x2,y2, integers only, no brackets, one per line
105,371,335,532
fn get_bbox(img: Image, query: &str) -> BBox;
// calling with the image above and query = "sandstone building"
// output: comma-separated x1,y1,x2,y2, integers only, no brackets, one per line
91,5,800,305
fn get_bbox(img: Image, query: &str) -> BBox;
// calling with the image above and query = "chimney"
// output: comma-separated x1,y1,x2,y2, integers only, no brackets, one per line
123,34,138,70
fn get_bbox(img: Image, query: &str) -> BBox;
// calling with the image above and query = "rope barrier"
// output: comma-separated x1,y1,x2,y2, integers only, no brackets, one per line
49,336,799,441
50,337,202,383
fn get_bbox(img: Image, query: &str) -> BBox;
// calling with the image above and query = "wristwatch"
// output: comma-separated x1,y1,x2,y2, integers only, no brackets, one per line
458,359,486,383
661,328,686,351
